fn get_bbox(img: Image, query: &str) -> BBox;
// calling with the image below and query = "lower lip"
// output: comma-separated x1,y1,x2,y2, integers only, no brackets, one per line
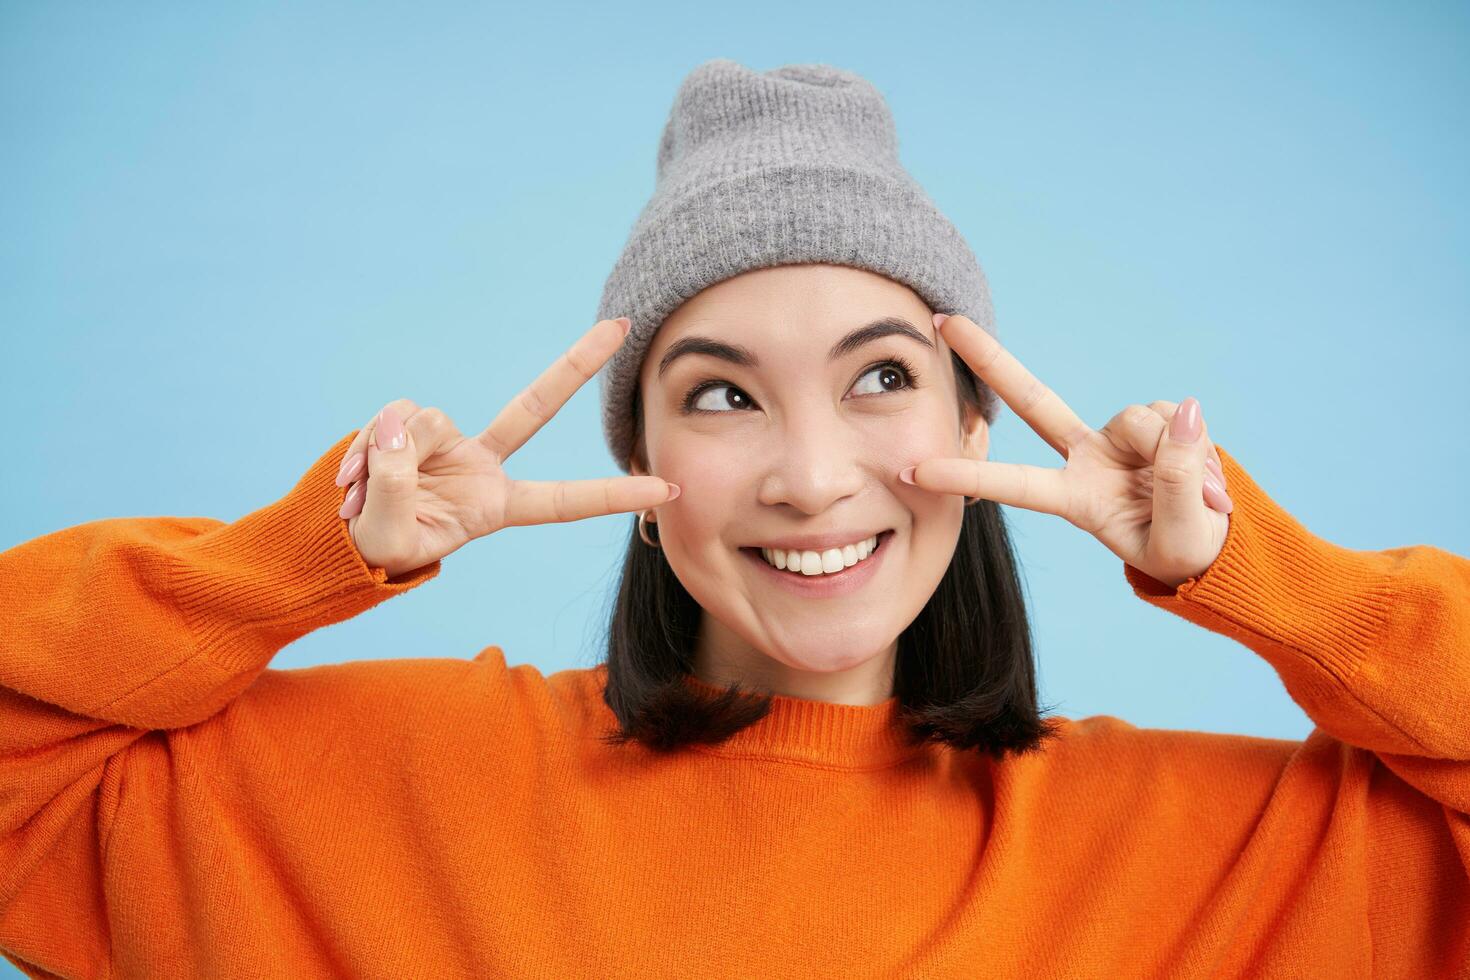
740,530,894,598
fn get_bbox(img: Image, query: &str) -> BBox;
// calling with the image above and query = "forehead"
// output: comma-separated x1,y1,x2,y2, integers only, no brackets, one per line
644,263,931,369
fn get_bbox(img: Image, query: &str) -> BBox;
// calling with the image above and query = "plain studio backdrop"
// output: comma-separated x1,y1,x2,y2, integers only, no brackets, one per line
1,5,1466,967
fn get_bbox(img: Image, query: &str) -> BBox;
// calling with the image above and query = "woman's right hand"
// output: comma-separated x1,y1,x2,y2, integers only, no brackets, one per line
332,316,679,580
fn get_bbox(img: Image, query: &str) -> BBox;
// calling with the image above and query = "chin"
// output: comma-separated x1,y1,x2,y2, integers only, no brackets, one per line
770,644,888,675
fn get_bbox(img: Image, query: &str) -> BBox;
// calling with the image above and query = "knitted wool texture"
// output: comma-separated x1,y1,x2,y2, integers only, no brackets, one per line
595,57,998,473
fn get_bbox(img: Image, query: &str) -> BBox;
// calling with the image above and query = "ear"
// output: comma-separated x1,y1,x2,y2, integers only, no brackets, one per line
626,451,658,522
960,405,989,462
628,440,650,479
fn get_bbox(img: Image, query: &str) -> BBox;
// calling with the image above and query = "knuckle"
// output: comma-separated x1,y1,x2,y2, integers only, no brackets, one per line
415,406,455,439
1153,463,1195,490
1017,377,1049,414
518,384,552,423
564,345,598,380
973,339,1004,373
370,468,417,496
1122,404,1155,429
1148,400,1176,418
384,397,420,417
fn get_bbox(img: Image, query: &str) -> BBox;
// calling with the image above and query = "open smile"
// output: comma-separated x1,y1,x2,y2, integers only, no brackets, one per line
738,529,895,598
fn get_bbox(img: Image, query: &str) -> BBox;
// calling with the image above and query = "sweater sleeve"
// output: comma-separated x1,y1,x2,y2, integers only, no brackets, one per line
0,430,440,978
1121,443,1470,965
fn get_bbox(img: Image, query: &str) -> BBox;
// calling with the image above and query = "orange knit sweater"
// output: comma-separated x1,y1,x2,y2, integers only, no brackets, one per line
1,432,1466,979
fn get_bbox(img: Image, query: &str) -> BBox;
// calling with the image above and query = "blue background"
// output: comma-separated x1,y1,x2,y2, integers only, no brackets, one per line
1,2,1466,969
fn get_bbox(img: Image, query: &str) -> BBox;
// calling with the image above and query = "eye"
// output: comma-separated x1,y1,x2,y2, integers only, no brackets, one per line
681,357,921,414
851,359,919,397
686,384,756,414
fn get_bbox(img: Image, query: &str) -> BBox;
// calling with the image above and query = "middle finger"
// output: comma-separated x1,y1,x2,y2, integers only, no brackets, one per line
937,314,1092,459
477,317,630,462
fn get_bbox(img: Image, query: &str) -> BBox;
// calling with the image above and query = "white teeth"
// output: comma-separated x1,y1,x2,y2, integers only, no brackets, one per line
759,535,881,576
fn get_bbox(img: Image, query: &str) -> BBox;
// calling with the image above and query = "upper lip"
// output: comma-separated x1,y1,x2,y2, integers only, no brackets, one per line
744,529,890,553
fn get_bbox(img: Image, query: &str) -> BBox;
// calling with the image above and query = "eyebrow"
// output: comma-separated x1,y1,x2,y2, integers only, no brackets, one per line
656,316,935,379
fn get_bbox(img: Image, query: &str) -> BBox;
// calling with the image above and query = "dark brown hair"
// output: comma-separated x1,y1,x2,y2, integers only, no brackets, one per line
598,347,1064,760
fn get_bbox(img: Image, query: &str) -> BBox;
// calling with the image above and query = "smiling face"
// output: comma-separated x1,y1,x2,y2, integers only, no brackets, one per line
629,263,990,705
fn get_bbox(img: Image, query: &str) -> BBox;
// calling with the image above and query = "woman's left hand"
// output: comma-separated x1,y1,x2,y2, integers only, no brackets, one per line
904,313,1234,589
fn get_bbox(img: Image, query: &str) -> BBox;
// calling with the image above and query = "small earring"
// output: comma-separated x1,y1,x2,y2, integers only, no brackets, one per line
638,509,661,548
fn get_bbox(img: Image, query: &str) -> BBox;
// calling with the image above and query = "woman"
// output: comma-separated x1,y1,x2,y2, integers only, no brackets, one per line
2,59,1465,979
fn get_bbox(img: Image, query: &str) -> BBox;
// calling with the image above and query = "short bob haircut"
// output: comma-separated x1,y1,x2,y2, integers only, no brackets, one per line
599,343,1064,760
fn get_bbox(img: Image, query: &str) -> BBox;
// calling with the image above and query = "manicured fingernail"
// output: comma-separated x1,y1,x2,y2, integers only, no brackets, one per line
665,482,681,501
335,451,365,487
1202,473,1234,514
1206,455,1224,482
1170,397,1202,443
932,313,950,330
898,465,917,485
339,481,365,519
615,316,632,337
376,407,405,451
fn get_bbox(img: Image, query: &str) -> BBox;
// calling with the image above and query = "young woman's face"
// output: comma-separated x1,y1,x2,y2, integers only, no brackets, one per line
632,263,989,701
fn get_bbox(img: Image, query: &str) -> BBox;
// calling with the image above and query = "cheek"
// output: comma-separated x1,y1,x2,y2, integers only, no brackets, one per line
882,408,968,527
871,406,963,460
647,438,741,554
648,432,731,500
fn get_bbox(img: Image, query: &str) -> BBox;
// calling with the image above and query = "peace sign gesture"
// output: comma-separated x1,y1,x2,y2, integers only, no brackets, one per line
903,313,1233,589
332,317,679,580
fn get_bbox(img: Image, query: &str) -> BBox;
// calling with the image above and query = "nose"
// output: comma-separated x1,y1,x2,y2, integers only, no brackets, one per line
756,410,867,515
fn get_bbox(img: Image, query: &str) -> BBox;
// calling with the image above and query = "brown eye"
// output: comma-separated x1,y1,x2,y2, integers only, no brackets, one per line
681,357,921,415
686,383,754,414
851,361,917,397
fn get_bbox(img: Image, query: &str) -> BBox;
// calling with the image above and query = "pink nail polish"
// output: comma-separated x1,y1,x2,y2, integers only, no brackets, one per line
336,452,365,487
1170,398,1202,443
932,313,950,330
339,481,365,519
898,465,917,485
376,407,405,451
1202,473,1233,514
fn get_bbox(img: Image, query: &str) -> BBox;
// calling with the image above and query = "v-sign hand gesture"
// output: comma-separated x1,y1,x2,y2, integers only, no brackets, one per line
904,313,1234,590
332,317,679,580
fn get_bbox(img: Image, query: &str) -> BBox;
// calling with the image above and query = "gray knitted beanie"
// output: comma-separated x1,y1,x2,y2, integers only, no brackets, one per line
595,57,999,473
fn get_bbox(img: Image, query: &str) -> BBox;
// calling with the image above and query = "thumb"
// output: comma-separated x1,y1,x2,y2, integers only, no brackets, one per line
1150,397,1212,542
359,405,420,546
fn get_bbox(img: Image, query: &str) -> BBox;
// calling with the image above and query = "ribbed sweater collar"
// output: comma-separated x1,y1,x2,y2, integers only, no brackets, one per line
675,671,928,769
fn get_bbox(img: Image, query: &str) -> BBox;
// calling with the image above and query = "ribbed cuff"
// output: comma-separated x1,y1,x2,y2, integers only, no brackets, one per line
1124,445,1396,686
170,431,442,672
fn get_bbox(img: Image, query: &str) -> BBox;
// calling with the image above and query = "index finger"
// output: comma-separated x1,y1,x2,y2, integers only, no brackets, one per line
937,314,1092,459
477,317,631,462
504,475,675,528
